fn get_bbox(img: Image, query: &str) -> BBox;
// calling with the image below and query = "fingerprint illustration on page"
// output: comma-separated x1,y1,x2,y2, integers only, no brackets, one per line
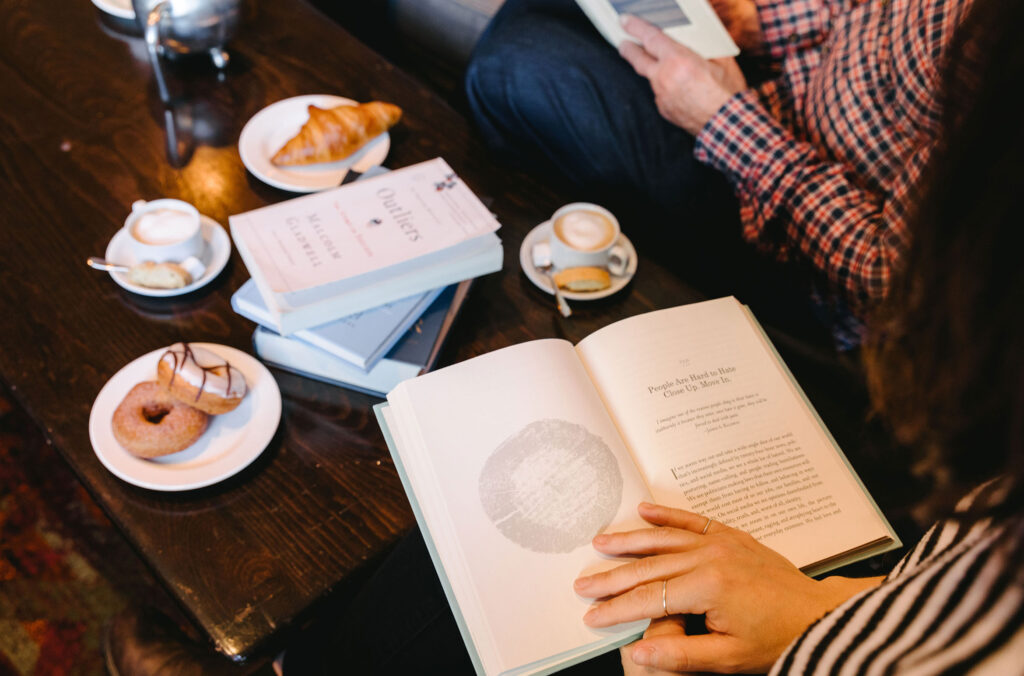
479,419,623,554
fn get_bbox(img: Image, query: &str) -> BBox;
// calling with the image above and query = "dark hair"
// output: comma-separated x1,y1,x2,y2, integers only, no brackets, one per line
864,0,1024,525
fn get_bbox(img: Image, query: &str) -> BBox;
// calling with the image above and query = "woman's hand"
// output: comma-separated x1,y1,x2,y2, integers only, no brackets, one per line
575,503,884,673
708,0,763,52
619,617,695,676
619,15,747,135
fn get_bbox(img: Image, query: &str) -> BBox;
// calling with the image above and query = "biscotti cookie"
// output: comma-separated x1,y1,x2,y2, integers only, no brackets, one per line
552,266,611,292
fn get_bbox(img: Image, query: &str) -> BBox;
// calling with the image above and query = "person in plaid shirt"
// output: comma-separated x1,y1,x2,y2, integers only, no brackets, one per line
466,0,973,347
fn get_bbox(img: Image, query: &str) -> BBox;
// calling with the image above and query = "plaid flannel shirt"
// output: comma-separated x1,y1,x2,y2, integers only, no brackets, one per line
693,0,972,329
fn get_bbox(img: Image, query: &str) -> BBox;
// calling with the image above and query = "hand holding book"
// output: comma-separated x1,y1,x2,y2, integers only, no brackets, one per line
577,502,885,674
618,14,747,135
574,0,739,59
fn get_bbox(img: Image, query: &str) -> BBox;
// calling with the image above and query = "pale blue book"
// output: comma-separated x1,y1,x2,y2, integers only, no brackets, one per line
252,283,469,398
232,279,441,372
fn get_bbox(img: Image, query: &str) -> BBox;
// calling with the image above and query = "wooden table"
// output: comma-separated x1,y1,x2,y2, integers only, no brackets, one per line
0,0,725,660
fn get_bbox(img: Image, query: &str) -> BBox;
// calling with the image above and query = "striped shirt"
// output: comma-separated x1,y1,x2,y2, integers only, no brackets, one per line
769,484,1024,674
693,0,973,338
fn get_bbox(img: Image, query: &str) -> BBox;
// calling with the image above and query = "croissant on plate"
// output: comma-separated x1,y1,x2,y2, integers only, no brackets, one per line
271,101,403,166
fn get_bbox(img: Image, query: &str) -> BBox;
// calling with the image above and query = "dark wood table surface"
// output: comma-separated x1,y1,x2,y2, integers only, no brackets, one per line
0,0,734,661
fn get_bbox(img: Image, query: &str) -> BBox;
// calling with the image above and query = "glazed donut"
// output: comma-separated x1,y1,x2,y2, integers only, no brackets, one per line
111,382,209,458
157,342,247,415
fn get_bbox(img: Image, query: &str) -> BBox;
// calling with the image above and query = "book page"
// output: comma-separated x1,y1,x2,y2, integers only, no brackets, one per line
575,0,739,59
388,340,650,675
575,298,890,570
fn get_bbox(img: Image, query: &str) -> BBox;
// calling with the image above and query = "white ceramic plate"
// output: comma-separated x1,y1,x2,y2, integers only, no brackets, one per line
519,220,638,301
104,216,231,297
89,344,281,491
238,95,391,193
91,0,134,19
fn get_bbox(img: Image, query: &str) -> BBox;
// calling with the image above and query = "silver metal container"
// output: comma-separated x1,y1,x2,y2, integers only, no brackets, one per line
132,0,241,69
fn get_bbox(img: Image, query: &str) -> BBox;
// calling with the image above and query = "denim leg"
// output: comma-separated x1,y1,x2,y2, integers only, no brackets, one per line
465,0,720,218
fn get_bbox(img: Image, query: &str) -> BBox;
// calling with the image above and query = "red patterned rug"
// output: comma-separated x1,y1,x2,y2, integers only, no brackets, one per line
0,389,179,675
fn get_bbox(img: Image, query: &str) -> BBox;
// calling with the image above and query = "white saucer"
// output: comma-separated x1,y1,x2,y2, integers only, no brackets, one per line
519,221,638,301
104,216,231,297
89,344,282,492
238,95,392,193
91,0,134,19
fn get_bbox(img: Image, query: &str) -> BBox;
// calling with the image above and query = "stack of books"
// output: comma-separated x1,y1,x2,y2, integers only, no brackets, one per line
228,158,501,396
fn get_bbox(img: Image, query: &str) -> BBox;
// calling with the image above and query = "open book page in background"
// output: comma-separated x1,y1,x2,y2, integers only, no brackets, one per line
613,0,692,29
387,340,650,675
575,0,739,58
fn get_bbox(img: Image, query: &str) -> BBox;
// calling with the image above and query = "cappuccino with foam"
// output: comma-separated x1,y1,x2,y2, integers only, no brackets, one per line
124,198,204,264
548,203,626,273
552,209,617,252
132,208,197,246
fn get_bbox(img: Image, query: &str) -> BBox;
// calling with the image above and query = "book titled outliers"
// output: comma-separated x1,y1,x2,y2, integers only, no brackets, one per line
229,157,502,334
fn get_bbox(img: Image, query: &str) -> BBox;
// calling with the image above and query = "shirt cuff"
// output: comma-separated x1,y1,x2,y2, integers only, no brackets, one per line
755,0,831,59
694,89,793,185
694,89,811,247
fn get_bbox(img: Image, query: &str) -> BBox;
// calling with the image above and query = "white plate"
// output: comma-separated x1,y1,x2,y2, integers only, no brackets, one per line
104,216,231,297
519,221,638,301
238,95,391,193
92,0,134,19
89,344,281,491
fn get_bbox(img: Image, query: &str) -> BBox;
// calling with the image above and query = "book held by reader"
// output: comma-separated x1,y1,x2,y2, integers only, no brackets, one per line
229,158,502,334
576,0,739,58
375,297,899,676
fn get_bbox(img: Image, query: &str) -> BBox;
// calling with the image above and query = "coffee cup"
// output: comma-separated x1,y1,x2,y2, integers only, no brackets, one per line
124,199,204,265
549,203,628,274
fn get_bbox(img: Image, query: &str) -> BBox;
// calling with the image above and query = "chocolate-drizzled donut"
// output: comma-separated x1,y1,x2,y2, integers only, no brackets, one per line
157,342,247,415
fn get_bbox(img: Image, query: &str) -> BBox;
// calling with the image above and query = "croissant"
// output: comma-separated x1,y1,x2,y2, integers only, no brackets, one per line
271,101,403,166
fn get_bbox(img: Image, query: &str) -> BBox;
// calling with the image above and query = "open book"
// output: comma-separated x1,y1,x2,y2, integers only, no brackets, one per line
576,0,739,59
375,297,899,676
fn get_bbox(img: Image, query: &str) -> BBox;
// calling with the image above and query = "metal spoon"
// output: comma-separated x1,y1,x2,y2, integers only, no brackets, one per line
531,242,571,318
87,256,130,273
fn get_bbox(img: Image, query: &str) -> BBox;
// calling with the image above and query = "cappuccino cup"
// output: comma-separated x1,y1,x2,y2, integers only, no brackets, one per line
124,199,204,264
549,203,628,273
